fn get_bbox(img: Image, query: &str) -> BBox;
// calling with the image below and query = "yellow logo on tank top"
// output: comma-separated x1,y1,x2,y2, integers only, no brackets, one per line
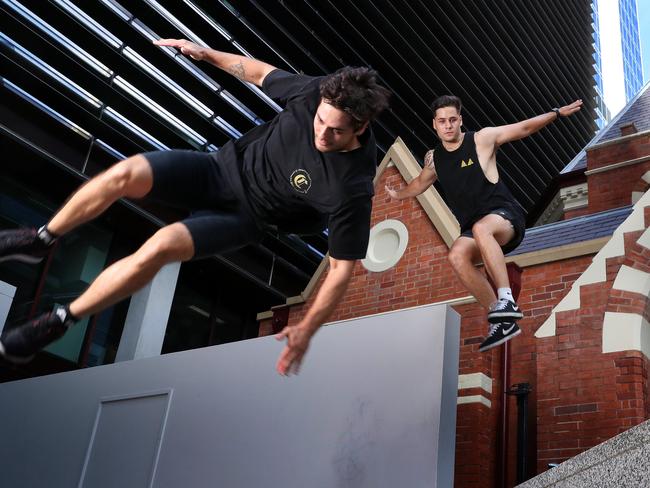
460,158,474,168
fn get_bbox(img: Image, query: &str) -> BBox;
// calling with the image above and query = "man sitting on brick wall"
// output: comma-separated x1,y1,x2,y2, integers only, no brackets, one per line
387,95,582,351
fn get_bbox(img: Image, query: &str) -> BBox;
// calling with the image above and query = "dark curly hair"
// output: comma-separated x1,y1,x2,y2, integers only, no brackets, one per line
319,67,390,128
431,95,462,117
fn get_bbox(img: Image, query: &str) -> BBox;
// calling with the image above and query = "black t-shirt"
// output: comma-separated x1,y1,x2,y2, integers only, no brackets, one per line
219,69,377,260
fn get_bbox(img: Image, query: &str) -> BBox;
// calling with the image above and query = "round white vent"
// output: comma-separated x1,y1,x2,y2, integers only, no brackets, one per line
361,219,409,272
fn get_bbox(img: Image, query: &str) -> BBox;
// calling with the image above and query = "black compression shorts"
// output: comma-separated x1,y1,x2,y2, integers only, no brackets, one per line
142,150,263,259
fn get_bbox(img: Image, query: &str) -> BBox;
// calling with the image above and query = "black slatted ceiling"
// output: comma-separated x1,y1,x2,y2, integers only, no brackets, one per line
0,0,328,304
205,0,596,216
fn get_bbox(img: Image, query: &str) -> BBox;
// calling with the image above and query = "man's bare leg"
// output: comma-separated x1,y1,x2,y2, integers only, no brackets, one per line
47,154,154,236
0,155,155,264
0,222,195,363
470,214,515,291
69,222,194,318
450,214,522,351
447,236,496,309
0,154,194,362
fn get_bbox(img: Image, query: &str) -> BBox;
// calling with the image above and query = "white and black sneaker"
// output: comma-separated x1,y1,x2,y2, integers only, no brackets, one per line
479,321,521,352
487,298,523,323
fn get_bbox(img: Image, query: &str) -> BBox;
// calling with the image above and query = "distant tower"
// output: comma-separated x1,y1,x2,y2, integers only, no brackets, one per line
592,0,643,128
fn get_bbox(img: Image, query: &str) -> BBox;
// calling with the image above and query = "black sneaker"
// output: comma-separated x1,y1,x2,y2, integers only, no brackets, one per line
487,298,523,323
0,227,55,264
479,321,521,353
0,306,74,364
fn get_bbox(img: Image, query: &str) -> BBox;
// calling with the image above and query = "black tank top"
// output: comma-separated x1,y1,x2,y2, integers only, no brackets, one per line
433,131,520,231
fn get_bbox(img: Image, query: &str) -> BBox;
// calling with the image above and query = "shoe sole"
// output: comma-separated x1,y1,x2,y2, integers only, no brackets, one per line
0,254,44,264
0,341,35,364
479,328,522,353
487,311,524,323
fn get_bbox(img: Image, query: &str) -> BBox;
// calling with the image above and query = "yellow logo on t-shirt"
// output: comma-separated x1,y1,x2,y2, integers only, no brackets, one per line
290,169,312,193
461,158,474,168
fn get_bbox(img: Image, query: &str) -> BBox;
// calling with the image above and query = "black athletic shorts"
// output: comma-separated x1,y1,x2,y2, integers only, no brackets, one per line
460,207,526,255
142,150,263,259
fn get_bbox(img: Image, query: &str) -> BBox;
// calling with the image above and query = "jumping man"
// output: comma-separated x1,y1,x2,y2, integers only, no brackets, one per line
0,38,390,374
387,95,582,351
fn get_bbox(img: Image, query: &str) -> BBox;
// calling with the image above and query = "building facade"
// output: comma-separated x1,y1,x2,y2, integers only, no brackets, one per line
260,84,650,487
592,0,643,128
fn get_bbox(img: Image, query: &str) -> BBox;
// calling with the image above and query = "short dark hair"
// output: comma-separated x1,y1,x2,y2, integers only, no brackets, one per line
319,67,391,128
431,95,462,117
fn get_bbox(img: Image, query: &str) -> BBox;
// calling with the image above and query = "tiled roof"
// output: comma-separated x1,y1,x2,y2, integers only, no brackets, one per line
508,206,633,256
561,81,650,174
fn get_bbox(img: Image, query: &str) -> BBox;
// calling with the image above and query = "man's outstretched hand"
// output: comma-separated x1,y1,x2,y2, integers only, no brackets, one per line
384,184,401,200
559,99,583,117
154,38,207,61
275,323,313,376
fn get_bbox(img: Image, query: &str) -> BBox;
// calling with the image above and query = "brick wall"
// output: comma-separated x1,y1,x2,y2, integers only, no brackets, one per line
586,132,650,214
503,256,593,484
533,223,650,473
563,207,590,220
587,133,650,171
454,302,500,487
588,162,650,213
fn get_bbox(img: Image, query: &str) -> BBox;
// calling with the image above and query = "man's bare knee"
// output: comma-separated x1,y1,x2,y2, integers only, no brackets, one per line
102,155,153,199
135,224,194,269
448,245,470,271
471,220,492,241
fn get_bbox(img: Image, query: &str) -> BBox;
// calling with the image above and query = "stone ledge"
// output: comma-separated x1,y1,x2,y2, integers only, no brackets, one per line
517,420,650,487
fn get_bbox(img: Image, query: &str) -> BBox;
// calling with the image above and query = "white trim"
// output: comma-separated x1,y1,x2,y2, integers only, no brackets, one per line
583,155,650,176
638,227,650,250
632,192,644,204
602,312,650,357
613,265,650,297
457,395,491,408
536,189,650,338
458,373,492,394
587,129,650,152
361,219,409,272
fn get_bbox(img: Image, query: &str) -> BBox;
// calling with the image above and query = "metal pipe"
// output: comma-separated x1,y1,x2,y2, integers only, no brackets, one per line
507,382,532,484
498,341,511,488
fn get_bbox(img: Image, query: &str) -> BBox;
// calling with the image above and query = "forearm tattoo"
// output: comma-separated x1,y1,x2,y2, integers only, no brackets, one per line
227,62,246,80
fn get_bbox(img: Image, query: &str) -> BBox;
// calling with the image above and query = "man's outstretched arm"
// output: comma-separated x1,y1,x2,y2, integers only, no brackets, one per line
478,99,583,147
385,149,437,200
154,38,277,87
275,257,355,375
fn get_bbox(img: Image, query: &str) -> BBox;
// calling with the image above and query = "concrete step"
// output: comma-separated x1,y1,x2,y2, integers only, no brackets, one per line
517,419,650,487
